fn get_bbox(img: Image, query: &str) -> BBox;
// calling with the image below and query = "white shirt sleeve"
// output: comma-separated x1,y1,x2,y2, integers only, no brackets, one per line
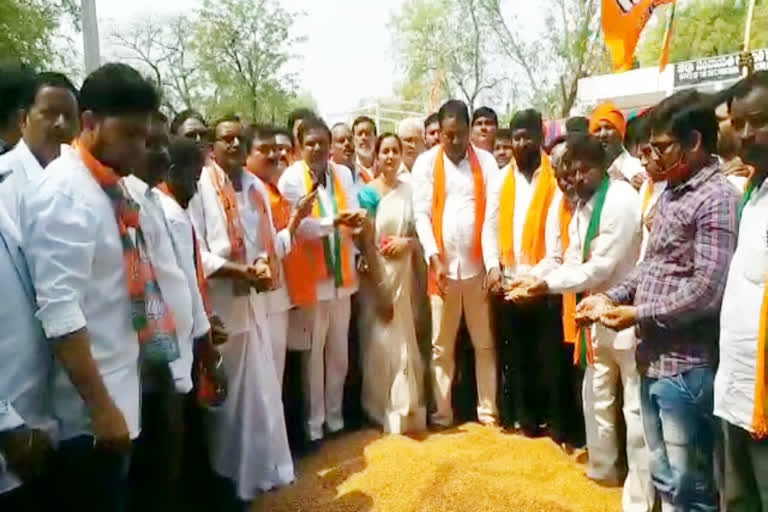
482,166,503,272
277,163,335,240
544,184,641,294
20,185,93,338
187,174,229,276
412,150,439,262
529,192,565,279
0,400,24,432
173,219,210,339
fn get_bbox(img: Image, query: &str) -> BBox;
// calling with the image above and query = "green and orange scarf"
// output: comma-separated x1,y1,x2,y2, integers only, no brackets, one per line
76,141,179,364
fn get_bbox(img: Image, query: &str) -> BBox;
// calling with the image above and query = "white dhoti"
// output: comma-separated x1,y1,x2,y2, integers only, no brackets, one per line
583,324,654,512
303,296,351,441
267,309,289,385
206,301,294,501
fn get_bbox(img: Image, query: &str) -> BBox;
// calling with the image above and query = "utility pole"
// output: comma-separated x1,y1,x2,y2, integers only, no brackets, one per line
81,0,101,74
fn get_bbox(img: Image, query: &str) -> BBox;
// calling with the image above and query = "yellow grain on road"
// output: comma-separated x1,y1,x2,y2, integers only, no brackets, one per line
255,423,622,512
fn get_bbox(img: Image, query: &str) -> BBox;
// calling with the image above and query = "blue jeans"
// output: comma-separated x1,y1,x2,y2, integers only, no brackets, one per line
640,368,718,511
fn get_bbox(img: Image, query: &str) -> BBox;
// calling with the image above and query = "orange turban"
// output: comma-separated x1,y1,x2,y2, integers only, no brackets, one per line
589,102,626,139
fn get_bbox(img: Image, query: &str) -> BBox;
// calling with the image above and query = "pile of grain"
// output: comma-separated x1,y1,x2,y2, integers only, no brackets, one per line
256,423,622,512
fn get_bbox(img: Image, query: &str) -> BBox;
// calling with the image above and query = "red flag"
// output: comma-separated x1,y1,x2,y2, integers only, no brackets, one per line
659,1,677,71
602,0,675,72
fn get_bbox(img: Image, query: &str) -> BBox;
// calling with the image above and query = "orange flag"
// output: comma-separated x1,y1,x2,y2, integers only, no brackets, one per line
602,0,675,72
659,1,676,71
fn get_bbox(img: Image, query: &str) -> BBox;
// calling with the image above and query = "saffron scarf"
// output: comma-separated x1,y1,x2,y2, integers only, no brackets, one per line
741,176,768,438
76,141,179,363
498,153,557,269
559,199,577,345
574,176,611,367
429,146,485,295
642,180,655,218
156,182,211,315
265,181,292,231
301,161,354,288
208,163,246,264
246,181,280,286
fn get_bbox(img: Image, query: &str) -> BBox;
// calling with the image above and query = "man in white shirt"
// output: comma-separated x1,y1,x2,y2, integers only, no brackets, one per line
397,117,426,174
331,122,355,172
0,182,55,510
483,110,564,438
511,133,652,511
590,101,646,190
0,72,79,226
188,116,295,504
412,99,499,427
19,63,159,512
470,106,498,153
124,112,219,512
278,116,364,443
353,116,377,184
424,113,440,150
493,128,514,170
715,71,768,511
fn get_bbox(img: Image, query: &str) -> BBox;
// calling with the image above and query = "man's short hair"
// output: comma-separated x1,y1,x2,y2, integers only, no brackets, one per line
424,112,439,129
650,90,718,155
331,122,351,134
438,100,470,127
495,128,513,142
729,70,768,107
287,108,316,132
243,123,275,152
510,109,543,138
397,117,424,139
0,61,36,129
211,114,241,133
26,72,79,110
80,63,160,116
170,109,206,135
298,116,331,144
352,116,377,135
472,106,498,127
565,116,589,134
625,113,652,148
273,127,293,147
565,133,607,170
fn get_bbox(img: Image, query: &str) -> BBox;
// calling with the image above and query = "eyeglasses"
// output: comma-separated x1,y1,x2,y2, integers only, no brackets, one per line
644,140,680,159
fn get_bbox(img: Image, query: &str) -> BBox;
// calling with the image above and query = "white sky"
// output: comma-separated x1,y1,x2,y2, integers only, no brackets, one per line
94,0,546,118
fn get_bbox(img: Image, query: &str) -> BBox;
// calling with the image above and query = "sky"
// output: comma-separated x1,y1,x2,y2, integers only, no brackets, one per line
95,0,405,118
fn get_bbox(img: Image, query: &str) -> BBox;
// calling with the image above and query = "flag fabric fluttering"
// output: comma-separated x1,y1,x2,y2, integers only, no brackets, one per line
602,0,675,72
659,1,677,72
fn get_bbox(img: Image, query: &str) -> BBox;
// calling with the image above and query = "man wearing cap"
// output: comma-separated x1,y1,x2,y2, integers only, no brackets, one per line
590,102,646,190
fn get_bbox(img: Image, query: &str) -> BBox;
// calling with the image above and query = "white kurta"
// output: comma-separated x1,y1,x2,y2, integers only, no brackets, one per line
638,179,667,262
715,178,768,434
187,163,294,500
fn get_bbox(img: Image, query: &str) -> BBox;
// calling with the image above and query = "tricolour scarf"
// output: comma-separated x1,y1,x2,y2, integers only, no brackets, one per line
429,146,485,295
498,153,557,269
574,176,611,367
76,141,179,363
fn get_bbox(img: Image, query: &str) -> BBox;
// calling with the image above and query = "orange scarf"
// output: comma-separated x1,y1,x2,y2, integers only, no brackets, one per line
245,181,280,285
156,182,212,315
428,146,485,295
208,163,246,264
76,141,178,362
559,199,577,345
282,162,355,306
498,153,557,269
265,181,291,231
753,284,768,438
642,180,655,218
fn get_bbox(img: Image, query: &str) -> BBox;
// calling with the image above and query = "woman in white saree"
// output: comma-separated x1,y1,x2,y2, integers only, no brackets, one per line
357,133,426,434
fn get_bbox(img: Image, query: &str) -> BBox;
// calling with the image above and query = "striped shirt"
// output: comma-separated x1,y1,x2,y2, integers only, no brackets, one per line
606,160,739,378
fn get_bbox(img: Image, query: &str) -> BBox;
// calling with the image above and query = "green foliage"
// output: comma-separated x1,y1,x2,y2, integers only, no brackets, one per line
0,0,61,67
638,0,768,66
192,0,305,122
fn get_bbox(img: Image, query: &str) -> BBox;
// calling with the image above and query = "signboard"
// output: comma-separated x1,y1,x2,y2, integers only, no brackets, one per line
674,49,768,87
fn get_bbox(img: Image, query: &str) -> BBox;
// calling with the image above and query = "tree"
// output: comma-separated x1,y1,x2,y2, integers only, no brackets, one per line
389,0,505,113
0,0,79,69
480,0,611,117
191,0,305,122
638,0,768,66
110,15,206,114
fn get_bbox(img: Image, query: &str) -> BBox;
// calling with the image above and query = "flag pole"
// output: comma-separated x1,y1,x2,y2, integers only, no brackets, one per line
744,0,756,52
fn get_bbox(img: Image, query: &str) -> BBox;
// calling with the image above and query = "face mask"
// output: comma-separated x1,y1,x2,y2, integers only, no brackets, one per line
663,153,691,184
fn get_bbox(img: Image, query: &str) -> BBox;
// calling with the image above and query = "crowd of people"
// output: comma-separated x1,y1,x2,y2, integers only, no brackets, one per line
0,57,767,512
